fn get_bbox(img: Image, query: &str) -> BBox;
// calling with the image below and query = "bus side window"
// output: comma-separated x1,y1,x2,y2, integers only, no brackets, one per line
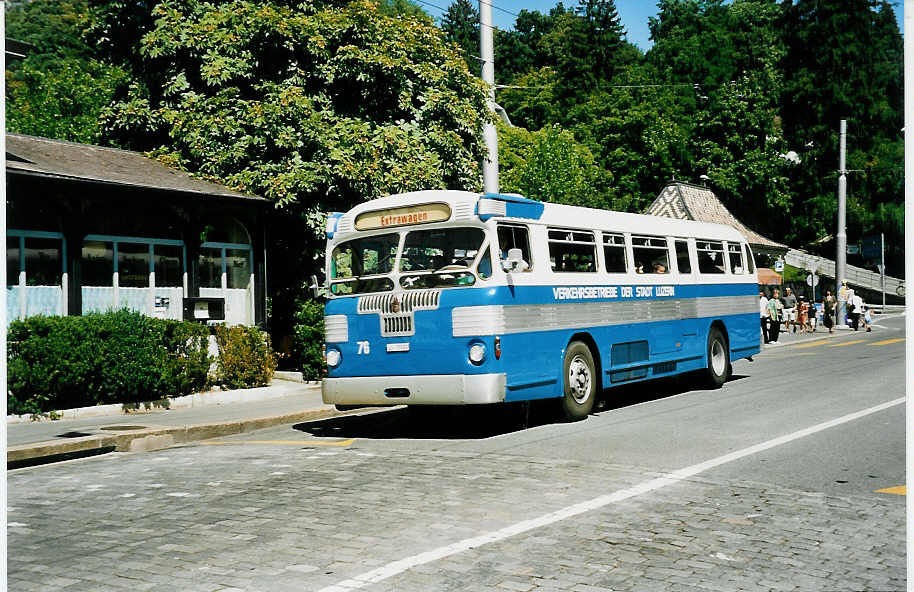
602,233,627,273
727,242,743,274
675,239,691,274
744,244,756,273
631,235,669,274
476,242,493,279
548,229,597,273
496,224,532,271
697,240,726,274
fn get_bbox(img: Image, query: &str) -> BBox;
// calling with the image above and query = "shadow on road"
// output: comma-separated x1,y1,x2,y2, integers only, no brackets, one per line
294,373,745,440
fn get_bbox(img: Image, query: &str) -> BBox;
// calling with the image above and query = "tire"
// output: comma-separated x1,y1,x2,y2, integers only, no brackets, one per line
704,326,730,389
561,341,597,421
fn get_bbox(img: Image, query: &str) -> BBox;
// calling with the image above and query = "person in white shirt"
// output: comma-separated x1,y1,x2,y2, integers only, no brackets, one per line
759,291,770,343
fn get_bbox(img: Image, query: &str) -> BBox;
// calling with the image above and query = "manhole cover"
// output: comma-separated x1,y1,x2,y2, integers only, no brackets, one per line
100,425,147,431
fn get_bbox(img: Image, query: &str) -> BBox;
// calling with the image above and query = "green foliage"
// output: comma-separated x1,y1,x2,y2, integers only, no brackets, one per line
5,0,132,143
98,0,488,210
498,123,613,209
440,0,479,71
213,325,278,389
291,299,327,380
7,311,210,415
7,58,131,143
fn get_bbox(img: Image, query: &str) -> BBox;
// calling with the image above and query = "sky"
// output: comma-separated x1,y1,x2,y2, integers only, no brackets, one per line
421,0,904,52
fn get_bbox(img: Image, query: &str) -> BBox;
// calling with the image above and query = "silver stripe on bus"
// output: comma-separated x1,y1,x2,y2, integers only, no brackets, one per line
324,314,349,343
452,295,757,337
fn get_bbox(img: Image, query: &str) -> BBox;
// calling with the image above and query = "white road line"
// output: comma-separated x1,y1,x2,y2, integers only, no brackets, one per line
316,396,905,592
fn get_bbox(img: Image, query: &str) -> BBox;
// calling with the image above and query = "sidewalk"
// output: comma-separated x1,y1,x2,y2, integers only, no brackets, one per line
6,373,345,469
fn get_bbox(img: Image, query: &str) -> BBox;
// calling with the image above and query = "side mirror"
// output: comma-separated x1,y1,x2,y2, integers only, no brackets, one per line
501,248,529,273
309,274,324,298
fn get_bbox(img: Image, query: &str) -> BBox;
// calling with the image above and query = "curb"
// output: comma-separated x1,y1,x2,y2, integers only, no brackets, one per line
7,382,323,425
7,405,343,469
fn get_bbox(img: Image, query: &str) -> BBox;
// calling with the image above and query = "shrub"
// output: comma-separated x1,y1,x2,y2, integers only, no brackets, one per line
291,298,325,380
213,324,278,389
7,311,211,415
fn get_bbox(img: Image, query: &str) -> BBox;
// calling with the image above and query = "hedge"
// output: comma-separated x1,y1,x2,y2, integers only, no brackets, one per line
7,313,276,416
213,324,278,389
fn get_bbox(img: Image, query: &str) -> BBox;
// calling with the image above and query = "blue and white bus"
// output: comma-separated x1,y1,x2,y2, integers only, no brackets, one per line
321,190,759,420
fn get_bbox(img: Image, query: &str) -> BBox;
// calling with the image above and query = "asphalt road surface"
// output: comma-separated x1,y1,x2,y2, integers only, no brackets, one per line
8,315,906,592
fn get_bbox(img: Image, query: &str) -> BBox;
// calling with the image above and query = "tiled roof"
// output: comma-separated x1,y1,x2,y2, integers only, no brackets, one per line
6,134,264,202
645,182,787,251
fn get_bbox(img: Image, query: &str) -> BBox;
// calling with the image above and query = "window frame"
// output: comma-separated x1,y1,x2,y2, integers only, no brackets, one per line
547,227,598,274
673,238,693,274
496,223,534,272
631,234,671,275
600,231,629,274
696,239,727,275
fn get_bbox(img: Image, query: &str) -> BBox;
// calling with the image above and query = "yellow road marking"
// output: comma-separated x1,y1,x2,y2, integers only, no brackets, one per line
792,341,829,349
870,338,905,346
875,486,906,496
201,438,355,447
828,339,866,348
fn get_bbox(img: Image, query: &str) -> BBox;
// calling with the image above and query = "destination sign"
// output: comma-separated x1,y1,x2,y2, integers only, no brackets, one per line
552,285,675,300
355,203,451,231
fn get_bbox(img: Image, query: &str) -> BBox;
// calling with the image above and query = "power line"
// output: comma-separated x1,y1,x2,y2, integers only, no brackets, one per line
478,0,520,19
412,0,503,32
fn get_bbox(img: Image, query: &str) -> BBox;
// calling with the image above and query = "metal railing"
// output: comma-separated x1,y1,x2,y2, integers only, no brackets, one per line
784,249,905,297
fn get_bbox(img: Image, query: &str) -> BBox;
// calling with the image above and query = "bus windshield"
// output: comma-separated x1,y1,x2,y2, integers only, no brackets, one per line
399,227,486,289
329,233,398,295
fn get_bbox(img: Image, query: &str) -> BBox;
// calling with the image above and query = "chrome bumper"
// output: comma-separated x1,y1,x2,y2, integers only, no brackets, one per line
322,373,507,405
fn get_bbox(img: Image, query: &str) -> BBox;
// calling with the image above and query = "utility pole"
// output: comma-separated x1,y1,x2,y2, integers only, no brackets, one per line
836,119,847,324
479,0,498,193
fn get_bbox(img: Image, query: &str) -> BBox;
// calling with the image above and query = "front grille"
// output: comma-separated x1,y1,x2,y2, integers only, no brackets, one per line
381,314,414,337
358,290,441,314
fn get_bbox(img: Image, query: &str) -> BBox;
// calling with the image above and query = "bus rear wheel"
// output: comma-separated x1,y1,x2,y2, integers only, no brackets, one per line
704,326,730,389
561,341,597,421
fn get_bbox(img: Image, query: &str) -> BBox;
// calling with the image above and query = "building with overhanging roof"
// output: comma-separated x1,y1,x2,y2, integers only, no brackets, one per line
6,133,269,325
645,181,788,286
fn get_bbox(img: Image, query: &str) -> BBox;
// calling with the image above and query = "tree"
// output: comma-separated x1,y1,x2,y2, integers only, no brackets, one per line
440,0,479,71
94,0,489,335
6,0,131,142
498,123,614,209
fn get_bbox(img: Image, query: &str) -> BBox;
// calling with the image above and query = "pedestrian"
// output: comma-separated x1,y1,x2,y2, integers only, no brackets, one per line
823,289,835,333
759,291,770,343
850,292,866,331
862,305,873,332
782,287,798,333
796,296,808,333
847,289,860,330
767,288,783,343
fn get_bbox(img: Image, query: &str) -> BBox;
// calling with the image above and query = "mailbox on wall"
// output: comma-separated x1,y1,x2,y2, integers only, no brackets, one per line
183,297,226,322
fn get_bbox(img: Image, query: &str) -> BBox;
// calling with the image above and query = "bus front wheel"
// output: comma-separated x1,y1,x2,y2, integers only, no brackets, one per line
561,341,597,421
704,327,730,388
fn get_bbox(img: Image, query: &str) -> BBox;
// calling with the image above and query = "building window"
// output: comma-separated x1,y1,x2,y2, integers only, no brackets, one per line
118,242,150,287
7,234,65,286
226,248,251,289
7,236,20,285
154,245,184,287
82,240,114,286
199,247,223,288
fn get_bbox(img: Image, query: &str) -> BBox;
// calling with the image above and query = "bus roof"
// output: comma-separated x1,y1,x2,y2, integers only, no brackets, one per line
331,190,748,243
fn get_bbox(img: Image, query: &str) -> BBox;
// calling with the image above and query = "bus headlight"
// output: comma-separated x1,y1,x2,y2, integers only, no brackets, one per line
468,343,486,365
326,348,342,368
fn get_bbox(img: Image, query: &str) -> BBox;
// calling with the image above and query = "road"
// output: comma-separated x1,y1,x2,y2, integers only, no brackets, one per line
8,315,906,592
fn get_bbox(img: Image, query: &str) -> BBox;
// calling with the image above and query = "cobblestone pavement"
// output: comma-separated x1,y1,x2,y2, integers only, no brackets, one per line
8,437,904,592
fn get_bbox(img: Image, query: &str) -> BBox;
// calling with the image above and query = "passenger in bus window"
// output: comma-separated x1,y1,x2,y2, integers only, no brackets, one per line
653,262,666,273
